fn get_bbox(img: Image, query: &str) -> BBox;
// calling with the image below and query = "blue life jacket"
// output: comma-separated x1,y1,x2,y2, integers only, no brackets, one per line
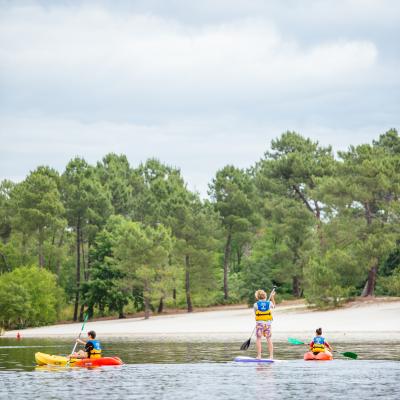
86,340,102,358
255,301,272,321
312,336,325,352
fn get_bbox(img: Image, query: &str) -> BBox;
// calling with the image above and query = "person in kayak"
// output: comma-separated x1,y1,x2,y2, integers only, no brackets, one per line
68,330,102,359
310,328,333,356
254,289,275,360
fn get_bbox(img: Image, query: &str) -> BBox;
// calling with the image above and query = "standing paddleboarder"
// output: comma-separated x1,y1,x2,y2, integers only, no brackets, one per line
254,289,276,360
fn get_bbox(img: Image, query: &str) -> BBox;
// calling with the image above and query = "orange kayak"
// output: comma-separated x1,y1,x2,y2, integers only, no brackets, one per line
304,351,333,361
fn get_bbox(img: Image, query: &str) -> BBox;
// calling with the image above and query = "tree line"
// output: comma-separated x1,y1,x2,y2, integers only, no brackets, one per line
1,129,400,329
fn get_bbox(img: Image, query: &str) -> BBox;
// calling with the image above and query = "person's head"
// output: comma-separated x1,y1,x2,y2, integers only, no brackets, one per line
88,330,96,339
255,289,267,301
316,328,322,336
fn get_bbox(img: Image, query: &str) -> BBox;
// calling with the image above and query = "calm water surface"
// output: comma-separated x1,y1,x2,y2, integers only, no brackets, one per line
0,338,399,399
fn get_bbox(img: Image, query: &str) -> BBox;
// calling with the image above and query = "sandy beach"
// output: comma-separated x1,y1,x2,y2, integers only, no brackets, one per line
3,298,400,341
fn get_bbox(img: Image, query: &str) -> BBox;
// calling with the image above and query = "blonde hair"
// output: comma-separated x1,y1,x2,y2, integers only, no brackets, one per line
255,289,267,300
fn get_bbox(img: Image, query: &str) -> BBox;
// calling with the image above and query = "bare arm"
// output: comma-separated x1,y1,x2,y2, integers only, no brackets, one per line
270,293,276,307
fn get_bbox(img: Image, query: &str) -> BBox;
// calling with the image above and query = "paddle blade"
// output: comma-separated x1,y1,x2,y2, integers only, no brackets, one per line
341,351,358,360
288,338,305,345
240,338,251,351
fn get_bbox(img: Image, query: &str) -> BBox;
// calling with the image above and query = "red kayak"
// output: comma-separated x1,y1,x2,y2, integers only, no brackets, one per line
304,351,333,361
73,356,123,367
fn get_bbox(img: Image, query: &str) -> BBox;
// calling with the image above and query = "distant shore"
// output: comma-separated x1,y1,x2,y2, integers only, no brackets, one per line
3,298,400,341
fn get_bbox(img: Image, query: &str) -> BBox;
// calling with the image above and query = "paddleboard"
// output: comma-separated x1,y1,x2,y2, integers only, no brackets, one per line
234,356,274,363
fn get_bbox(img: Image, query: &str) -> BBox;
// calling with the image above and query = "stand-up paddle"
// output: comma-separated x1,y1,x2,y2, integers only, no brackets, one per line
287,337,358,359
66,313,89,367
240,286,276,351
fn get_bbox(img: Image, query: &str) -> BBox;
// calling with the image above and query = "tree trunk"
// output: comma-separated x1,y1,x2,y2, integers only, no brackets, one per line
144,297,150,320
314,200,321,221
87,305,94,319
144,281,150,320
73,220,81,322
56,230,65,282
292,275,301,297
47,230,56,269
0,251,10,272
364,202,373,225
173,288,176,306
79,303,85,321
87,240,92,281
81,230,88,281
361,264,378,297
38,228,45,268
22,233,28,265
223,232,232,301
157,296,164,313
185,254,193,313
361,204,376,297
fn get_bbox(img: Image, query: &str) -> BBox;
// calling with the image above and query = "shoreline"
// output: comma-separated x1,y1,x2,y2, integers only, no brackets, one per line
3,298,400,342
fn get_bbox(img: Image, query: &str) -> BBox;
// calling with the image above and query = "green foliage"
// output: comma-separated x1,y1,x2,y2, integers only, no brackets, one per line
62,157,113,320
0,180,14,242
132,158,187,227
254,132,335,297
113,220,175,318
0,266,64,329
304,258,352,308
1,128,400,326
62,157,113,239
209,165,260,231
257,131,335,211
82,216,131,317
9,168,66,268
209,165,260,300
96,153,134,216
376,268,400,296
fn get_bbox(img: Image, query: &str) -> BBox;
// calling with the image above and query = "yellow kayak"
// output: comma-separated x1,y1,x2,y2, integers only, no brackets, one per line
35,352,123,367
35,352,76,366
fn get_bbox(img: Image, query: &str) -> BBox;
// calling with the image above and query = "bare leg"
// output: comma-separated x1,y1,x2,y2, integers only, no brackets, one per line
70,350,87,359
266,337,273,359
256,336,262,359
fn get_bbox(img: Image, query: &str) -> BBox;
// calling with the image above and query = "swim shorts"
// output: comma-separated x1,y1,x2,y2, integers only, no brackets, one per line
256,322,271,338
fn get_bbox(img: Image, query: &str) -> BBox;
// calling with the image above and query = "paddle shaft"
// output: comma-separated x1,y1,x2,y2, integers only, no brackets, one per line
66,314,88,366
268,287,276,303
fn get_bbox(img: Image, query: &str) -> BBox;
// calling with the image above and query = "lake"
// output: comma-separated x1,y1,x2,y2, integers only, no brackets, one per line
0,338,399,399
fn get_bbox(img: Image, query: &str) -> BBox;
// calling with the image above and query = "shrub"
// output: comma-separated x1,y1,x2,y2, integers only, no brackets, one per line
376,268,400,296
0,265,64,329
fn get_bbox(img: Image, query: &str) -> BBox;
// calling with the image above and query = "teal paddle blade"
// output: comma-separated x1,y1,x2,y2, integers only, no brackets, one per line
288,338,305,345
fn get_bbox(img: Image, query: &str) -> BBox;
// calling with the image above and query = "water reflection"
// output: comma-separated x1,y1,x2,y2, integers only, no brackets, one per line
0,339,399,400
0,338,399,371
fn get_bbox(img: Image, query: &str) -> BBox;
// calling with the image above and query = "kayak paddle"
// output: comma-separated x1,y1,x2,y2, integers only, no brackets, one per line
66,313,89,367
287,337,358,359
240,286,277,351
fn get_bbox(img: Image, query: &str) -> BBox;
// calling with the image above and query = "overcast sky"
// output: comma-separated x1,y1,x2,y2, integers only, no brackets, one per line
1,0,399,196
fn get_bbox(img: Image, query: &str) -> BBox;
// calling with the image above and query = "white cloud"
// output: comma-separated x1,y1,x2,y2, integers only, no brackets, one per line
0,4,379,121
0,1,398,196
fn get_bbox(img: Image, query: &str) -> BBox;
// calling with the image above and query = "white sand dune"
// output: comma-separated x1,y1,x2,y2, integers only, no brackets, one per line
3,299,400,341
